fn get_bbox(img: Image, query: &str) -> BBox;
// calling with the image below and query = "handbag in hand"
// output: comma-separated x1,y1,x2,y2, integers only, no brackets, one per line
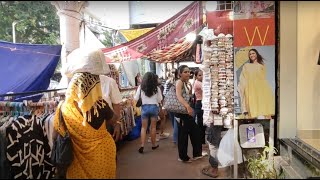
51,101,73,170
136,88,142,107
190,93,196,109
163,84,190,114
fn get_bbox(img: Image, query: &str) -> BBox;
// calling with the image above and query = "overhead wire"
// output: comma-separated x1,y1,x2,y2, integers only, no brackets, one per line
0,10,119,57
57,11,118,31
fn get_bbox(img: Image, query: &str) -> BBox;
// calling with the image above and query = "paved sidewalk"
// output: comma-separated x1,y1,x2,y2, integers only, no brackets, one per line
116,120,235,179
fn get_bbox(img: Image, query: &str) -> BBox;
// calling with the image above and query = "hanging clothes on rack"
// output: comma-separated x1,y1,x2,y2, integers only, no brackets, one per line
118,98,136,137
108,64,120,86
0,91,60,179
6,114,55,179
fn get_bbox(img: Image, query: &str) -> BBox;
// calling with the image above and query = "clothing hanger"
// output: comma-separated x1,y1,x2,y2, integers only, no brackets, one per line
13,102,23,117
5,102,11,117
41,102,50,123
0,105,4,117
18,102,24,116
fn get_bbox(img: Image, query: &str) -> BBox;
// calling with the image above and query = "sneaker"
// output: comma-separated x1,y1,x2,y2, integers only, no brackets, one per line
202,151,208,156
178,158,192,163
138,147,144,154
159,132,170,139
152,144,160,150
192,156,204,161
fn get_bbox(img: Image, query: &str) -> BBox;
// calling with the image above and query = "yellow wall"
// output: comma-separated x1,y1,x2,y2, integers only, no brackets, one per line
279,1,298,138
280,1,320,138
297,1,320,131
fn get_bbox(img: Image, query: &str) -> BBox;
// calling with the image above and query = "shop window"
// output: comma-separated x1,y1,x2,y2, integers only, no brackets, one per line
130,23,159,29
216,1,233,11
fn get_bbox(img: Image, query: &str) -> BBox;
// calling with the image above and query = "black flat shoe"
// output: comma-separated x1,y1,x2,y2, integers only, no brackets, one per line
138,147,144,154
152,145,159,150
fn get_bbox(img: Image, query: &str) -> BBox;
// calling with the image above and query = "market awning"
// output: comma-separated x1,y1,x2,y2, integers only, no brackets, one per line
147,37,194,63
119,28,154,42
101,1,203,63
0,41,61,101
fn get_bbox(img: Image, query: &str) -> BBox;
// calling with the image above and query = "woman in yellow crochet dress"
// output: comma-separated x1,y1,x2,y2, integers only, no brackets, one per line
238,48,275,119
54,48,120,179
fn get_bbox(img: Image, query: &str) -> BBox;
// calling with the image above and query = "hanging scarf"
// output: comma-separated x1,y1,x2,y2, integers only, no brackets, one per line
65,72,108,126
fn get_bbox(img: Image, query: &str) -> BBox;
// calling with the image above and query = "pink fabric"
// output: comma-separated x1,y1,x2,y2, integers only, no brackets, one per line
193,80,202,101
195,44,201,63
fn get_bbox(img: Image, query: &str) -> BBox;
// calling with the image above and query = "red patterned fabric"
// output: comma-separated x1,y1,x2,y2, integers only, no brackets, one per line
101,1,203,63
147,38,194,63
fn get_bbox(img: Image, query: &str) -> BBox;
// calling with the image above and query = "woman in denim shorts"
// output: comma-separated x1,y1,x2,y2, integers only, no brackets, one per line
134,72,163,153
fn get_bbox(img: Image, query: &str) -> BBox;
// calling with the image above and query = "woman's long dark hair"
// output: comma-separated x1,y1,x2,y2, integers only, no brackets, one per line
194,68,201,77
141,72,158,97
173,68,179,80
249,48,264,65
178,65,189,78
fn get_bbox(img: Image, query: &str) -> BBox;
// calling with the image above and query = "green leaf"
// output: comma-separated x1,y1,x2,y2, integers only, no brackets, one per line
0,1,60,45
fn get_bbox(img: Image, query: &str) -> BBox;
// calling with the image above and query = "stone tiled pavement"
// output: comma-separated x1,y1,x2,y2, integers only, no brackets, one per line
116,120,237,179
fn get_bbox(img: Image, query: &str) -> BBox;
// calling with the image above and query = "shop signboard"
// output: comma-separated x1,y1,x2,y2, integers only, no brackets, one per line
233,1,275,119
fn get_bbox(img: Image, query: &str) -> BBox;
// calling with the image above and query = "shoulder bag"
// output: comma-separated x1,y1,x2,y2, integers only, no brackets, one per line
51,101,73,177
163,82,190,114
190,93,196,109
136,88,142,107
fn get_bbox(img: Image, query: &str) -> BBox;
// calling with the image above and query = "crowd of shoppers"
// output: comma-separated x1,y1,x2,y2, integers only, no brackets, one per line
134,65,208,163
56,46,222,178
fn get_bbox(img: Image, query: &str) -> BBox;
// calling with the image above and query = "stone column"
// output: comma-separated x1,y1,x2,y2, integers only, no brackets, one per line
51,1,87,87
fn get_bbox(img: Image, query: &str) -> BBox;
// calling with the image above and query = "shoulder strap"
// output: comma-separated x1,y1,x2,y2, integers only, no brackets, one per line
183,82,189,94
58,100,68,133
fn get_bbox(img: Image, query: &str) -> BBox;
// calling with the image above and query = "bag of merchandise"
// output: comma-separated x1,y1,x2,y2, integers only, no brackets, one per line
217,128,243,167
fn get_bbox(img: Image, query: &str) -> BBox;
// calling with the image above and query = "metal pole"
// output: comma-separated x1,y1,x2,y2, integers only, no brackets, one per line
12,21,17,43
12,20,23,43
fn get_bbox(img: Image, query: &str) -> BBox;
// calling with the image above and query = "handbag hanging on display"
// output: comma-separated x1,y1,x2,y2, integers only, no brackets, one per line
136,88,142,107
163,83,190,114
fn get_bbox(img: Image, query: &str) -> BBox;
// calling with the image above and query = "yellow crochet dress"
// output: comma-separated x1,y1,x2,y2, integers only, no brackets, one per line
238,63,275,118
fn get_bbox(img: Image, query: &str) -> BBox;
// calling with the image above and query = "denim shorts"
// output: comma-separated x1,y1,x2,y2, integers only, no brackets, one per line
141,104,159,120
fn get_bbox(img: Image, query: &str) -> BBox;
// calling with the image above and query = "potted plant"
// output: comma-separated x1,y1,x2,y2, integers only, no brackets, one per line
247,145,284,179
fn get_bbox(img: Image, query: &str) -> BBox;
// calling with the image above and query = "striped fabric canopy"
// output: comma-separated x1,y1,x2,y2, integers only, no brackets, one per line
101,1,203,63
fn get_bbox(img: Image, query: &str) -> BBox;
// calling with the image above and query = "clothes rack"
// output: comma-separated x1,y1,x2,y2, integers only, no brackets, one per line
0,88,67,98
0,92,61,179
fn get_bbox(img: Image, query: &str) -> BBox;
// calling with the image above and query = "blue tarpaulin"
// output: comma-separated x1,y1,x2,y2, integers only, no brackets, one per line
0,40,61,101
